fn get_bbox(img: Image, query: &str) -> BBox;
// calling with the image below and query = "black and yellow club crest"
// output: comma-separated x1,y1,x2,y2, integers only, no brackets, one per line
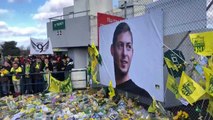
181,81,196,96
192,36,205,53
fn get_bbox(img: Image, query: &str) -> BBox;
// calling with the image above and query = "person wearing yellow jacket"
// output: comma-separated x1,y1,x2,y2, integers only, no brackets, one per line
10,62,22,96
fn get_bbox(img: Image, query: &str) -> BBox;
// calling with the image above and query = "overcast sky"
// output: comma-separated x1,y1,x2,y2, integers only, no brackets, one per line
0,0,118,48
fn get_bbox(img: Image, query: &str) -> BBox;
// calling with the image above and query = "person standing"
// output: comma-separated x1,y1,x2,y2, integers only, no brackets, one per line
10,62,22,96
32,57,44,93
0,65,10,97
65,57,74,79
23,60,33,94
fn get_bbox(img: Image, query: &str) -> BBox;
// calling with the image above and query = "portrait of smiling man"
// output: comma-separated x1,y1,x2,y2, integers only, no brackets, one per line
110,22,152,99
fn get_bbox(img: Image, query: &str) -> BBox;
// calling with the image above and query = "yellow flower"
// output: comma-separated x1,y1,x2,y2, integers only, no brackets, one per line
128,110,133,115
64,114,69,119
177,110,182,117
183,112,189,118
20,108,25,113
57,117,62,120
122,118,130,120
173,115,179,120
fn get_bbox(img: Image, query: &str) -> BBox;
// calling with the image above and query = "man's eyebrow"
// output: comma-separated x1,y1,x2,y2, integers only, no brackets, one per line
116,41,124,44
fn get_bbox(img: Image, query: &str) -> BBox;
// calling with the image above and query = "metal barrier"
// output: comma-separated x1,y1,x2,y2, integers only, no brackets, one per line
0,68,88,97
71,68,88,89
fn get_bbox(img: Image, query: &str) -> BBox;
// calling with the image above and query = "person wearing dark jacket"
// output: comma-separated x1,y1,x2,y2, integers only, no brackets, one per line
23,60,33,94
0,64,10,97
54,57,65,81
41,58,53,88
42,58,53,72
3,60,13,95
31,57,44,93
65,57,74,71
64,57,74,79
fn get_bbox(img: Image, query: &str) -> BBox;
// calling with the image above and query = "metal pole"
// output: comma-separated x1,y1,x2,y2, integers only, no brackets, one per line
207,0,213,11
124,1,127,18
175,31,191,49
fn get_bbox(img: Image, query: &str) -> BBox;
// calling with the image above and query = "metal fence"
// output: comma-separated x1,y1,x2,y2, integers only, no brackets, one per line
0,69,88,97
90,0,213,119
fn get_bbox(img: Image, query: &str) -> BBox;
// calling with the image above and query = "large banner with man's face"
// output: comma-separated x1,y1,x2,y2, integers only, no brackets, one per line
99,10,164,102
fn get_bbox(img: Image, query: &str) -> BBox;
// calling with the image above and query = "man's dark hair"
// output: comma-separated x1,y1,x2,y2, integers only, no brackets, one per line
112,22,133,45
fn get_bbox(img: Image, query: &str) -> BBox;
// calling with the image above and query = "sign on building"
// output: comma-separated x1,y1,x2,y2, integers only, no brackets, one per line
52,20,66,31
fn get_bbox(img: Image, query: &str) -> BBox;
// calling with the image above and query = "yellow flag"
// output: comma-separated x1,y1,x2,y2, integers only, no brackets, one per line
92,71,99,84
91,57,98,73
203,67,213,96
178,72,206,105
48,75,60,93
189,31,213,56
148,98,156,113
164,57,179,72
61,76,72,93
207,98,213,117
91,42,99,57
88,46,94,57
208,56,213,70
198,79,206,89
166,74,180,98
108,81,115,99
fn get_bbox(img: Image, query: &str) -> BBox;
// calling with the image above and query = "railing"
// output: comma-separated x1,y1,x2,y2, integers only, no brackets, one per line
0,68,87,97
49,10,90,22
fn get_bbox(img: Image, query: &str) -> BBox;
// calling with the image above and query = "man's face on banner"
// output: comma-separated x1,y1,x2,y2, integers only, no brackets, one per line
112,31,133,76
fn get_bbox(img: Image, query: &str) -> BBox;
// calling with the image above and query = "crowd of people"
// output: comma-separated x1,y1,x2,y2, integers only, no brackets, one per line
0,54,74,97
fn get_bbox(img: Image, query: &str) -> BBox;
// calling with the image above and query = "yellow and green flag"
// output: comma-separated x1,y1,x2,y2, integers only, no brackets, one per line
178,72,206,105
91,42,99,57
108,81,115,99
164,57,179,72
88,46,94,57
92,71,100,84
208,56,213,70
189,31,213,56
48,75,72,93
203,67,213,96
166,74,180,99
48,75,60,93
61,76,72,93
91,57,98,73
148,98,157,113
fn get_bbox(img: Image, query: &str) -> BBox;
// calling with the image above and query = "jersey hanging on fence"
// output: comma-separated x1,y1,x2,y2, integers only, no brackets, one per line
30,38,53,55
164,49,185,78
189,31,213,56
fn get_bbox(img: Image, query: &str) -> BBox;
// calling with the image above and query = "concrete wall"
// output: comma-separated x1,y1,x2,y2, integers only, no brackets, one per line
63,6,74,19
63,6,74,15
89,0,112,16
67,47,88,69
74,0,89,17
47,16,90,48
72,0,112,17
